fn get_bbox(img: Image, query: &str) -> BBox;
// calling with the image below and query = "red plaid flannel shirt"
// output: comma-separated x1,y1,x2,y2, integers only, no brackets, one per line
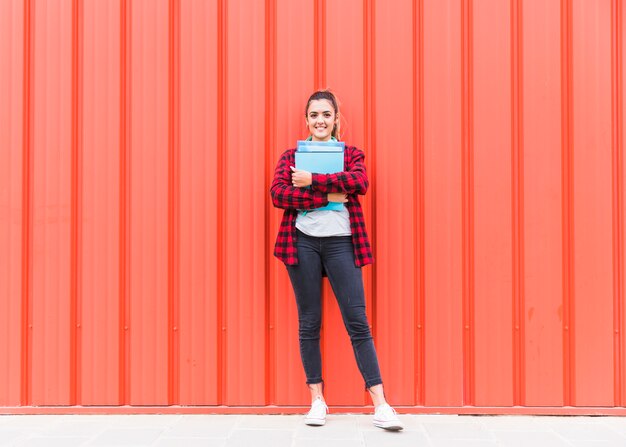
270,145,374,267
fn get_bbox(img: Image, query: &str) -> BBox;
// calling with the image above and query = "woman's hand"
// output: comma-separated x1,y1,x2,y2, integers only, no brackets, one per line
327,192,348,203
290,166,313,188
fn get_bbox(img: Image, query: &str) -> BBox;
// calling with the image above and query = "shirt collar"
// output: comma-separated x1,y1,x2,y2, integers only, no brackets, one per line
306,136,338,142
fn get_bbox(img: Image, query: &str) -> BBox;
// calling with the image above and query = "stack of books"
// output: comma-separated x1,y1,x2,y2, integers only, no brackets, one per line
295,140,345,211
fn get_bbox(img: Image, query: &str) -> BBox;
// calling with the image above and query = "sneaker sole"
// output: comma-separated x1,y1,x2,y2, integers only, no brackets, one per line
373,420,404,431
305,417,326,426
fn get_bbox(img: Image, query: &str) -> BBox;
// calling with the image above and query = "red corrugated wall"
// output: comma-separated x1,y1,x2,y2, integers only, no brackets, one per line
1,0,625,413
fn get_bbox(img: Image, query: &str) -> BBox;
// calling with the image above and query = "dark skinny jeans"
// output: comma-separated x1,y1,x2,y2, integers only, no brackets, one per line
286,229,383,390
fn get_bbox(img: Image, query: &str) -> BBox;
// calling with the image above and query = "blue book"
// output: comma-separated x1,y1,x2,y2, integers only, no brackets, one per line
295,140,345,211
297,140,345,152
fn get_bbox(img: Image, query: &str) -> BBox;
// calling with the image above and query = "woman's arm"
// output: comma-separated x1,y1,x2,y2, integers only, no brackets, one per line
310,147,369,195
270,150,329,210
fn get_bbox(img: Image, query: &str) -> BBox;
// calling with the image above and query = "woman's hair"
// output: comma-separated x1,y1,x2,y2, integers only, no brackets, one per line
305,90,340,140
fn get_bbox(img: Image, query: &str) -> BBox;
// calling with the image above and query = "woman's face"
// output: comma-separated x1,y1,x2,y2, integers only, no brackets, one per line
305,99,338,141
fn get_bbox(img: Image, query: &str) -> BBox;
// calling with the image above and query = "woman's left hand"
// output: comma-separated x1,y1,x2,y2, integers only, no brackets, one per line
290,166,312,188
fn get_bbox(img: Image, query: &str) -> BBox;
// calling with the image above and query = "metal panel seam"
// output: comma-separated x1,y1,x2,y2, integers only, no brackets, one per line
517,0,527,406
364,0,377,361
167,0,181,406
315,0,326,89
560,0,574,406
315,0,327,374
461,0,476,406
70,0,83,406
264,0,277,406
217,0,227,405
322,0,326,88
511,0,525,406
20,0,33,407
611,0,624,408
418,0,425,406
412,0,426,407
119,0,131,405
119,0,126,405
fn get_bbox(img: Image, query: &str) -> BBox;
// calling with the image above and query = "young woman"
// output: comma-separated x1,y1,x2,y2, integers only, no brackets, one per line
270,90,403,430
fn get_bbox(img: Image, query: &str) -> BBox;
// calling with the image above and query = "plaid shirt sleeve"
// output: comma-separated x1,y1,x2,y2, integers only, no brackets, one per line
310,146,369,195
270,149,329,210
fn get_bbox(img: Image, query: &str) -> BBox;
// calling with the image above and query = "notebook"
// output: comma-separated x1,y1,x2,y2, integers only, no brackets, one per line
295,140,345,212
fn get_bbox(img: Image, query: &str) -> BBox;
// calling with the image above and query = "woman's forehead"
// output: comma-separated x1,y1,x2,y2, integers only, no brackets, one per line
307,99,334,114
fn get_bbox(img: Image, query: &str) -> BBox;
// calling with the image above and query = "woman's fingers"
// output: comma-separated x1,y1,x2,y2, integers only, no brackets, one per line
291,168,312,187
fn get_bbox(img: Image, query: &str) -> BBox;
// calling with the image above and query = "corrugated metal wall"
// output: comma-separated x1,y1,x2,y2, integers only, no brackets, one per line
1,0,626,413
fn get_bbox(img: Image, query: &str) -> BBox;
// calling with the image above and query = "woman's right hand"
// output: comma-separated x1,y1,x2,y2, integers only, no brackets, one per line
327,192,348,203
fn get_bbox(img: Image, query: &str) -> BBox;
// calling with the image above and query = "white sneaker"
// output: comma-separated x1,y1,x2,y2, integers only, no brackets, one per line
304,397,328,426
373,403,404,431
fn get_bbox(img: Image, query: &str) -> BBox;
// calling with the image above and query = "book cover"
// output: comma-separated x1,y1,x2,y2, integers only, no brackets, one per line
295,140,345,211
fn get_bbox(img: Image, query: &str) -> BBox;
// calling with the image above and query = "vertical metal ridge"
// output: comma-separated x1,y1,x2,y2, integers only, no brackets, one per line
264,0,277,406
314,0,327,375
413,0,425,406
418,0,426,406
20,0,33,407
314,0,326,89
125,0,132,407
363,0,377,359
560,0,574,407
314,1,319,88
511,0,526,406
167,0,181,405
461,0,475,406
119,0,130,405
412,0,417,403
321,0,326,88
217,0,227,405
70,0,84,406
469,0,476,408
611,0,624,407
517,0,527,407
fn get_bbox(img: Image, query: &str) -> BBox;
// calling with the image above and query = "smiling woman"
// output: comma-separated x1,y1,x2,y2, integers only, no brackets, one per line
269,90,404,431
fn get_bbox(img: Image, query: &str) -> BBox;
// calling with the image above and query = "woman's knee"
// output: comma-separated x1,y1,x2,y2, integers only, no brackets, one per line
299,313,322,339
344,310,373,340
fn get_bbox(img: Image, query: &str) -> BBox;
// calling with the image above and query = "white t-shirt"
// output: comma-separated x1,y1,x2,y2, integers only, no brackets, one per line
295,206,351,237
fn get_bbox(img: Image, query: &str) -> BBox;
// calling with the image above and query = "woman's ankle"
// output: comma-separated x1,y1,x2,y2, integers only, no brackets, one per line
308,382,324,402
367,384,387,407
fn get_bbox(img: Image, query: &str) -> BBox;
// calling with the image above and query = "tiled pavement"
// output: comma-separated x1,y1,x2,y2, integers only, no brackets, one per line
0,413,626,446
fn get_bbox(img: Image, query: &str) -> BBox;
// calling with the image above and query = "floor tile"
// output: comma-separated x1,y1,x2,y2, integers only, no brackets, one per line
492,430,574,447
153,438,227,447
294,414,359,440
88,428,164,446
237,415,301,430
161,415,239,438
225,429,294,447
430,439,497,447
362,430,429,447
14,436,90,447
551,424,626,442
423,421,494,440
293,439,364,447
